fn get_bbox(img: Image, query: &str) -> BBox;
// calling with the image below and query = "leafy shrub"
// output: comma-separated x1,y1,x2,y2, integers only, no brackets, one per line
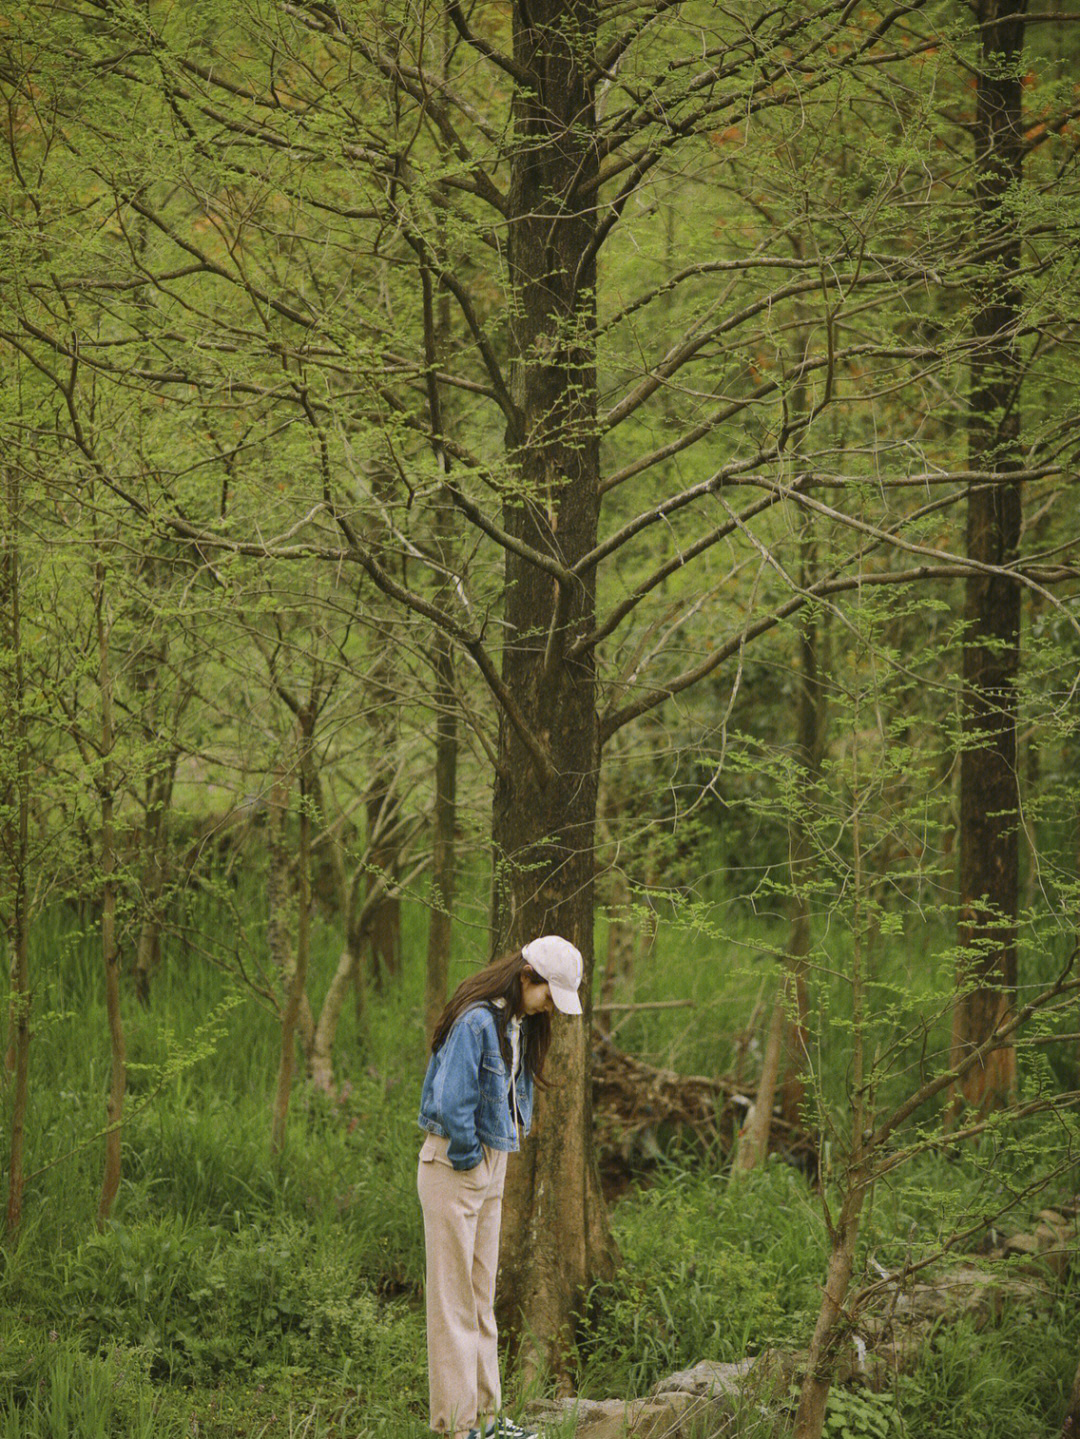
61,1215,423,1391
825,1388,902,1439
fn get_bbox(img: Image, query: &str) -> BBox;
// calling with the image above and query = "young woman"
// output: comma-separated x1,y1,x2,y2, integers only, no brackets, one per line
416,935,583,1439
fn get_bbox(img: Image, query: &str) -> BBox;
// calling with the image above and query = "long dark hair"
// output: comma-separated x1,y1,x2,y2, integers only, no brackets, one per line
430,950,552,1081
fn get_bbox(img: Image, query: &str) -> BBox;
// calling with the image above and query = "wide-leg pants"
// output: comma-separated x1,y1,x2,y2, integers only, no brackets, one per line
417,1133,508,1436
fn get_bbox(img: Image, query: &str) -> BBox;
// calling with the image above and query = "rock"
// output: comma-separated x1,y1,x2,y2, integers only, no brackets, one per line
1037,1209,1070,1231
540,1395,702,1439
1035,1222,1070,1249
654,1359,757,1397
1003,1232,1041,1256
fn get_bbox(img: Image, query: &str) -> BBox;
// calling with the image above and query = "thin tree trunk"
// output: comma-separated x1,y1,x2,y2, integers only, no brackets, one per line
366,778,401,986
271,714,314,1156
792,1176,869,1439
96,553,126,1229
596,774,635,1015
364,464,404,992
2,464,31,1235
425,643,456,1041
794,738,870,1439
308,942,358,1092
743,563,819,1168
306,767,361,1091
951,0,1026,1118
267,767,315,1057
734,997,785,1172
133,754,176,1007
421,241,458,1044
493,0,616,1379
780,572,818,1127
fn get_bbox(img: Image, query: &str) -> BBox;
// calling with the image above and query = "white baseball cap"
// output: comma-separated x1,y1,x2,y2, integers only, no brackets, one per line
521,935,583,1015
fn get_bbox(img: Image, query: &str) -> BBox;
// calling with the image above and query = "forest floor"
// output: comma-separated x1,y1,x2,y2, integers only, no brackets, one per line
1,905,1078,1437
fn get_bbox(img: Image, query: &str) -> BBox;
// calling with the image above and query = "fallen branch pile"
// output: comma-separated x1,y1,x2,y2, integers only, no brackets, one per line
591,1031,815,1178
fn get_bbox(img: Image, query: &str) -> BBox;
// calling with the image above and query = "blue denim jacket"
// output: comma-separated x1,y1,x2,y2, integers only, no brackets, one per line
417,1004,534,1170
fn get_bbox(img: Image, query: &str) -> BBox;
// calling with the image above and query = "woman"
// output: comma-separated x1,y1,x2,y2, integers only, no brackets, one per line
416,935,583,1439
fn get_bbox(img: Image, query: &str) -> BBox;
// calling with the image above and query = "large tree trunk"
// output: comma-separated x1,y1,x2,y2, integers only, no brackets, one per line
951,0,1026,1118
2,463,31,1235
493,0,615,1381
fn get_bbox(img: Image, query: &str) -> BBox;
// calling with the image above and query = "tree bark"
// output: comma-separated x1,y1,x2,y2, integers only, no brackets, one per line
271,714,314,1156
792,1175,869,1439
596,773,636,1016
422,241,458,1044
794,750,870,1439
133,752,176,1007
951,0,1026,1118
364,464,405,991
734,997,786,1173
96,553,126,1229
365,774,401,986
2,463,31,1235
425,634,457,1041
266,768,316,1061
742,567,819,1169
780,581,818,1128
492,0,616,1380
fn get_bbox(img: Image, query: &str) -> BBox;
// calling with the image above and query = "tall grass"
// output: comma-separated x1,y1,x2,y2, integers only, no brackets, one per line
1,891,1078,1436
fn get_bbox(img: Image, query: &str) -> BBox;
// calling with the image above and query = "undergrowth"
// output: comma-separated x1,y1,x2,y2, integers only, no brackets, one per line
0,898,1077,1435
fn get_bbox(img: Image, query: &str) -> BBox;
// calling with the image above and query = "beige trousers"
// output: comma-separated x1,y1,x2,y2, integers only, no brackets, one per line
417,1133,509,1437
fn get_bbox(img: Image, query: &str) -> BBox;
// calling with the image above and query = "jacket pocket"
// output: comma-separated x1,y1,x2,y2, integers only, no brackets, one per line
480,1054,507,1096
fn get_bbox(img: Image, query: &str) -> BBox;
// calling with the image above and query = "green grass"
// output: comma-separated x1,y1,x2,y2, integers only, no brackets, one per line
1,892,1078,1436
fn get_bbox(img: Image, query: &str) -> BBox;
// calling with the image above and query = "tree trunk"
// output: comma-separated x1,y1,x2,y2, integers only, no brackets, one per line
363,466,404,993
734,996,785,1173
780,581,818,1127
951,0,1026,1118
308,943,358,1092
743,567,819,1168
425,631,457,1041
422,245,458,1044
493,0,615,1380
271,716,314,1156
133,754,176,1007
794,752,870,1439
366,777,401,986
792,1176,869,1439
309,865,371,1090
96,555,126,1229
2,463,31,1236
596,774,636,1016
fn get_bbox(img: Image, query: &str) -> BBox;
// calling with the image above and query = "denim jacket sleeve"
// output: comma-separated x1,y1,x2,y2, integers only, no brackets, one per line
431,1014,485,1170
